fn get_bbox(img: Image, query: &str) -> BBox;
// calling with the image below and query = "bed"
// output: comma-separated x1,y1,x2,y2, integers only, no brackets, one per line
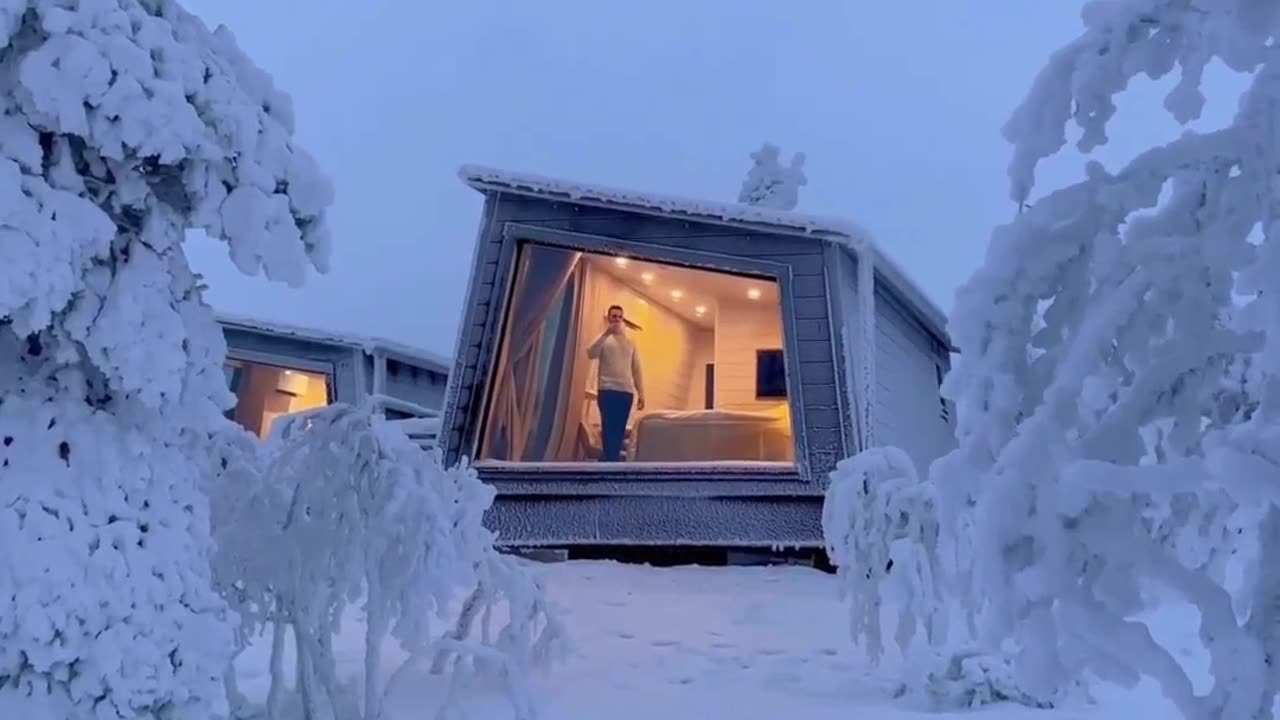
629,407,793,462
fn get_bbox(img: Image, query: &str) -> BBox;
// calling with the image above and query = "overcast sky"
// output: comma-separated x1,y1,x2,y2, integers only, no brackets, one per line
182,1,1243,356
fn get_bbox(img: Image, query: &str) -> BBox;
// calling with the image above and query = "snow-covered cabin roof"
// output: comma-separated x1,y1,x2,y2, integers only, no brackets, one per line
216,312,451,375
459,165,950,346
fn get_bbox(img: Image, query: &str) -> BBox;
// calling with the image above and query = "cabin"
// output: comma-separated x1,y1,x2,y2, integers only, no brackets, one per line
439,166,956,549
218,313,450,444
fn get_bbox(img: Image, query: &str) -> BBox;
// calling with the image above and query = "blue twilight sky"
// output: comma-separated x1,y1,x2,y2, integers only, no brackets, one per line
182,1,1243,356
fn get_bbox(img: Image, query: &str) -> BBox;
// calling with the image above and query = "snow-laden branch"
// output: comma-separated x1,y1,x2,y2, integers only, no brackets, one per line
823,447,945,666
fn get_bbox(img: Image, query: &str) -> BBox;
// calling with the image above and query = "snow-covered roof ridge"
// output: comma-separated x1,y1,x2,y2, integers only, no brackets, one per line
215,311,451,373
460,164,866,240
458,165,949,344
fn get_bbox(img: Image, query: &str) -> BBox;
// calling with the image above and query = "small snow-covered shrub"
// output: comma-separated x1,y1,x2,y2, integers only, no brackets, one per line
922,651,1053,711
822,447,946,667
737,142,807,210
823,448,1042,710
207,404,566,720
0,2,332,718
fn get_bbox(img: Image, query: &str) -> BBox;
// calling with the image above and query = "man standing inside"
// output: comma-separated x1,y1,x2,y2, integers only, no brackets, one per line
586,304,645,462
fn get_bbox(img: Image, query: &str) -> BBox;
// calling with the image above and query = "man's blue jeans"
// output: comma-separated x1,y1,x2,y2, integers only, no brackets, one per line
597,389,634,462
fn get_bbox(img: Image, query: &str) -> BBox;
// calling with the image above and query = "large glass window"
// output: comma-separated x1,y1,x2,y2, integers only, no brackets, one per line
477,244,796,465
224,358,332,438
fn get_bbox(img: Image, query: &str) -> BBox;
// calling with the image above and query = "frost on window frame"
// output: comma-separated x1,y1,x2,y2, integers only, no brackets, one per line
474,242,801,468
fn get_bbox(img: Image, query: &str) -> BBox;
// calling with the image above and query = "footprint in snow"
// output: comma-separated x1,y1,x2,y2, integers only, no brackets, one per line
617,631,636,640
651,639,680,648
710,641,736,650
755,647,784,656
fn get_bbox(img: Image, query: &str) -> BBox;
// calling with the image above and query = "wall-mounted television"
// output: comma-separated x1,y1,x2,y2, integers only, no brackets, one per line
755,348,787,399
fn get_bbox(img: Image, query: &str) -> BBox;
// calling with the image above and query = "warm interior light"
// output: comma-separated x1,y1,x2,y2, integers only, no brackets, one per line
746,287,762,300
670,289,683,300
694,305,707,315
640,272,654,283
615,257,629,267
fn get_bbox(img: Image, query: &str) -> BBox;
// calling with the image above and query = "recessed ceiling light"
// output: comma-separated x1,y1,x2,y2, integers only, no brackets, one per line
670,289,683,300
641,272,654,283
746,288,761,300
694,305,706,314
615,257,629,267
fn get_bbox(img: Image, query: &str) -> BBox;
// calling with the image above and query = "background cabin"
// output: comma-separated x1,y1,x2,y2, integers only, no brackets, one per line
218,313,450,444
440,166,956,549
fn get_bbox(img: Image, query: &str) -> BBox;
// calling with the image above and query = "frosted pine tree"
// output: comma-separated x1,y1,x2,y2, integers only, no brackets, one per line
738,142,807,210
935,2,1280,718
0,2,333,719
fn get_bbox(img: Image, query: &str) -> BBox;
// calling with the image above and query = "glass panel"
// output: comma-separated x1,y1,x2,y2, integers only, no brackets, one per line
222,358,332,438
477,245,796,465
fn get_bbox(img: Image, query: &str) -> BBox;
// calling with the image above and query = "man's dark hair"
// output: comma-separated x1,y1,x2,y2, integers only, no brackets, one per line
607,304,625,315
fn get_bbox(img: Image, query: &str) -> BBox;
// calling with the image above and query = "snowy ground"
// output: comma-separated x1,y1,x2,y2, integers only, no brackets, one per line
234,560,1197,719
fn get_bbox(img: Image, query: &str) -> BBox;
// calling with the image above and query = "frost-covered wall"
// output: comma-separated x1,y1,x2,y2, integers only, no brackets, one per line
361,353,448,411
871,284,955,473
828,248,955,475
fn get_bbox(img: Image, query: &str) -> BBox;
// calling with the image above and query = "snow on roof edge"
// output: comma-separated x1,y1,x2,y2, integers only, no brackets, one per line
461,163,859,238
215,311,452,374
458,164,950,343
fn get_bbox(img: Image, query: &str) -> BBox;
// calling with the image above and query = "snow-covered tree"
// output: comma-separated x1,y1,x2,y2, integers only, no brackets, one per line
935,2,1280,718
0,2,332,718
823,447,946,669
738,142,807,210
208,404,567,720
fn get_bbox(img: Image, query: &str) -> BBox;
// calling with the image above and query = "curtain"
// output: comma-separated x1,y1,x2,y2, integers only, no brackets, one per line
524,267,580,460
545,264,601,460
482,244,582,461
562,266,611,458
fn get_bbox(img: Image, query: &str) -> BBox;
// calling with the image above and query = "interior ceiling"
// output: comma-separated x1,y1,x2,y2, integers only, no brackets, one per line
586,253,779,328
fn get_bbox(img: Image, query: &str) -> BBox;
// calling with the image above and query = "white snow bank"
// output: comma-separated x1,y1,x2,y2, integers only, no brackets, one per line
228,559,1201,720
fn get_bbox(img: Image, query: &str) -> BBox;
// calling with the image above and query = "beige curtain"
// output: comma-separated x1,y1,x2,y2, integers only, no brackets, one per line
547,264,606,460
482,245,582,461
